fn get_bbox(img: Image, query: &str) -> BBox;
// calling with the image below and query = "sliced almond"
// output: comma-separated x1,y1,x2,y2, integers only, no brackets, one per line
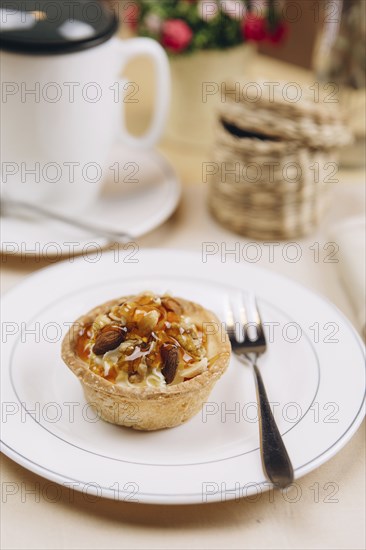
183,358,208,379
161,297,183,315
138,310,160,335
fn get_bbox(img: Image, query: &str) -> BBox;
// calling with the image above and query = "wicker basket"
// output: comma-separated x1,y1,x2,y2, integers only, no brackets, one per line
208,82,352,240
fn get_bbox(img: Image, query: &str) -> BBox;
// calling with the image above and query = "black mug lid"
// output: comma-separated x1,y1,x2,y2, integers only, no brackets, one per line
0,0,119,54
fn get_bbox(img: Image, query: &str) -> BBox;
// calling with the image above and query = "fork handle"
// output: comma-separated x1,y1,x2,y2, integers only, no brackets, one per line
253,363,294,488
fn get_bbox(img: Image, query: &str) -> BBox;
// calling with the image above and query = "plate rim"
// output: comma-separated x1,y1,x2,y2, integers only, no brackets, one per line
0,151,181,256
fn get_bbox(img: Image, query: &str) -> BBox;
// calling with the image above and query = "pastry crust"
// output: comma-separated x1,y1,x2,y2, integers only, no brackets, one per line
61,295,231,430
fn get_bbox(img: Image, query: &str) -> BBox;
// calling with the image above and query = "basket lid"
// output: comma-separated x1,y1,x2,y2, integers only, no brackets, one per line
218,80,352,149
0,0,118,55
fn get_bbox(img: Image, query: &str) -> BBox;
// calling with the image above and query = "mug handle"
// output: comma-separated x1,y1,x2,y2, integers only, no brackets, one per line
115,37,171,149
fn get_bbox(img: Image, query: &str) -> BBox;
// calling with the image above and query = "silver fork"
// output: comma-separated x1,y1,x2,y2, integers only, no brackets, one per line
226,295,294,488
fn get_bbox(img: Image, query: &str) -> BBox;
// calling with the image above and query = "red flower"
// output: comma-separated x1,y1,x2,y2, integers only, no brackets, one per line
125,2,140,30
267,22,288,44
162,19,193,53
241,15,267,42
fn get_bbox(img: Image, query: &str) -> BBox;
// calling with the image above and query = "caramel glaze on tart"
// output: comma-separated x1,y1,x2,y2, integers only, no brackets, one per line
75,293,215,388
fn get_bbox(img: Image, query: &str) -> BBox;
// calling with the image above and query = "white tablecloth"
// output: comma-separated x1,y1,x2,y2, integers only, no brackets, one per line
1,169,365,550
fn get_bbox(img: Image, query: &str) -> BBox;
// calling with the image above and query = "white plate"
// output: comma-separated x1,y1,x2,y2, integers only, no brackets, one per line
1,249,365,504
0,146,181,256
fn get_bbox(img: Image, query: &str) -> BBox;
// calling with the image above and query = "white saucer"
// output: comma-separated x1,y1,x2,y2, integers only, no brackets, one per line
1,249,365,504
0,146,181,256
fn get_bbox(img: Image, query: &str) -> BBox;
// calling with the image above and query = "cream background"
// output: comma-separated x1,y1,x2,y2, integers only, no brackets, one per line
1,53,365,550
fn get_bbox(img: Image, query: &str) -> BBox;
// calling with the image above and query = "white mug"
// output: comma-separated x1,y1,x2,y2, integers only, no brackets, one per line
0,34,171,213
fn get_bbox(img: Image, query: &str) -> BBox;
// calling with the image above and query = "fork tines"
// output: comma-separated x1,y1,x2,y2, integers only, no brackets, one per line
226,293,267,356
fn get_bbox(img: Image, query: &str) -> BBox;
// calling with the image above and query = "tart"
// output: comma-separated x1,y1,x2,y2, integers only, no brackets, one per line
61,292,231,431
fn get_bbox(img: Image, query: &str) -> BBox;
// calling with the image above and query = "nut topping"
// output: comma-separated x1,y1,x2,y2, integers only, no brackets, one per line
93,325,126,356
162,297,183,315
78,293,208,388
160,344,179,384
138,309,160,335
